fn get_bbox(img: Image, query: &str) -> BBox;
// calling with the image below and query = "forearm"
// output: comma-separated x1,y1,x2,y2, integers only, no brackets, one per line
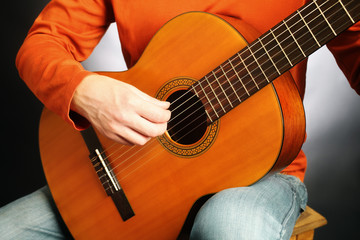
16,34,93,129
15,0,114,127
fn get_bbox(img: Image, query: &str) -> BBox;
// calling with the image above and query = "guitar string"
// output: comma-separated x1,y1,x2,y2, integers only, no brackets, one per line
168,0,349,126
121,0,346,150
99,0,345,163
168,0,359,142
108,10,356,190
151,0,330,126
97,0,352,185
99,23,354,191
106,22,354,194
92,0,335,164
94,0,355,184
160,0,355,140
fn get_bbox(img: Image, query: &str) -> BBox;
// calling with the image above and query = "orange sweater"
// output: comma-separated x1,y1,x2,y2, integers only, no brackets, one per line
16,0,360,182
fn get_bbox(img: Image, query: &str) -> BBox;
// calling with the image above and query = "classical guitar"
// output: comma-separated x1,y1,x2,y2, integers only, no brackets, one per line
39,0,359,239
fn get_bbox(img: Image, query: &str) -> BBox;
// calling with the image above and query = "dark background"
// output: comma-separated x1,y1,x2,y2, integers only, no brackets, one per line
2,0,360,239
2,0,48,206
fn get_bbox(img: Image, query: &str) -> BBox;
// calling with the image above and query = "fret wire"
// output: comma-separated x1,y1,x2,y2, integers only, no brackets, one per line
258,37,281,75
339,0,355,23
282,19,306,57
233,8,353,126
198,79,219,118
243,4,354,99
221,0,350,101
205,75,226,113
209,0,339,93
212,0,329,87
257,2,354,95
237,52,259,89
269,28,293,67
113,2,358,174
220,63,241,103
213,1,313,82
212,70,233,108
222,8,342,107
314,0,337,36
228,57,250,96
318,6,357,45
259,12,348,89
186,0,355,125
297,9,321,47
90,0,358,183
217,0,315,79
247,45,270,83
107,6,348,181
191,85,213,122
218,0,354,116
223,1,316,79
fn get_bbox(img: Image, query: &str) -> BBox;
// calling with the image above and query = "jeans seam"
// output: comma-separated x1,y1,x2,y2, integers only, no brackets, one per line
279,189,296,239
275,174,300,240
277,174,307,211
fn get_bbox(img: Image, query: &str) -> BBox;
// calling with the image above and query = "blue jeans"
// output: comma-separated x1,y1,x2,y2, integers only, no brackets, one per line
0,174,307,239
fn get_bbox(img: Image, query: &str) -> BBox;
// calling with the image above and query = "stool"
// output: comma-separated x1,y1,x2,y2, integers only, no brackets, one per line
290,206,327,240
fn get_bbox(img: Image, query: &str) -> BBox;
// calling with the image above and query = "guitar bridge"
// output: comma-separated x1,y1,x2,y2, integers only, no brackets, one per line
81,127,135,221
92,148,121,194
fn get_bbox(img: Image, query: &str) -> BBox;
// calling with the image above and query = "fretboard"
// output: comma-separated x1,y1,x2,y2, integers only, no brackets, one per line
191,0,360,123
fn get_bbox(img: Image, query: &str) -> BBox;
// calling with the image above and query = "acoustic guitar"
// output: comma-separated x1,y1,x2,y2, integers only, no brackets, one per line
39,0,359,239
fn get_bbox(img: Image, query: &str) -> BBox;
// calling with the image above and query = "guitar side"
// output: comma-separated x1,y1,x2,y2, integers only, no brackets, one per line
39,12,305,239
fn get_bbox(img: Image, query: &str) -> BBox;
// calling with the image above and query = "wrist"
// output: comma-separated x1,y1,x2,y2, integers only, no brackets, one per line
70,73,98,114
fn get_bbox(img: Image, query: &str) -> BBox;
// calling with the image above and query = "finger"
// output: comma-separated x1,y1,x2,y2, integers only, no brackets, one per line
132,86,170,109
94,119,152,146
115,134,151,146
136,100,171,123
110,134,133,146
111,124,152,146
127,114,168,138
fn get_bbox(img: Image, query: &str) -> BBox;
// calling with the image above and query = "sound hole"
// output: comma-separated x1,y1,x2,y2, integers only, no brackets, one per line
166,90,207,145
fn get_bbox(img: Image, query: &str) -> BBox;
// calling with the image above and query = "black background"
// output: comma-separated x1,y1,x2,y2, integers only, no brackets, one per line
2,0,48,206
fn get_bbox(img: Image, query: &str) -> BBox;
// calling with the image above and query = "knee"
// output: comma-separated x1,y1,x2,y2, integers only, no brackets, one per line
0,187,68,239
189,175,306,240
190,188,271,240
0,198,34,239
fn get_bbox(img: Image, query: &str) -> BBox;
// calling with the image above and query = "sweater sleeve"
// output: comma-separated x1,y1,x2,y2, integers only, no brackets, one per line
16,0,114,129
327,22,360,94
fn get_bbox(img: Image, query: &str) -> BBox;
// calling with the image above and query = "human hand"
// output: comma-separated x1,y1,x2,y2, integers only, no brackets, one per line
71,74,171,145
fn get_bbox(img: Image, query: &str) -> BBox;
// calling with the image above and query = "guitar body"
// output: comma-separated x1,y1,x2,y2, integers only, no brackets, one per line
39,12,305,239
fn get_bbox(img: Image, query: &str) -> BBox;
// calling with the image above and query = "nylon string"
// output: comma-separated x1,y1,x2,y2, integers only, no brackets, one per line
99,0,354,188
89,0,356,189
94,0,340,161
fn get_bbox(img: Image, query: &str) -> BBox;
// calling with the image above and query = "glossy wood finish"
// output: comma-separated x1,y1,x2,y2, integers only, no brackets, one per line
39,12,305,239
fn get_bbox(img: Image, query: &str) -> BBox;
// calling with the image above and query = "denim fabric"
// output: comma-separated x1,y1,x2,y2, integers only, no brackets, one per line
0,186,72,240
0,174,307,240
190,174,308,240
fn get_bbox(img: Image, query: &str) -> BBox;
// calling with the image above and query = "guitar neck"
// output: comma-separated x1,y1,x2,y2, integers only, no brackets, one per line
191,0,360,123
